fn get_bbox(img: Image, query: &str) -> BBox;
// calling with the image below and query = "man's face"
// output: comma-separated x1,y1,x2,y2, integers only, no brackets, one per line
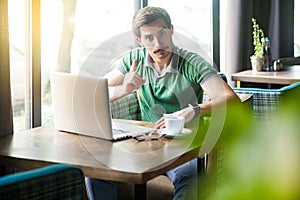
137,18,174,63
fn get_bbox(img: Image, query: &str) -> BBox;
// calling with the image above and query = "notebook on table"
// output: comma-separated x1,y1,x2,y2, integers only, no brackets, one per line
50,72,154,141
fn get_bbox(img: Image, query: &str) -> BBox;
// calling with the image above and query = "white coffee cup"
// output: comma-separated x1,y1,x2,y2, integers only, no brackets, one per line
165,116,185,135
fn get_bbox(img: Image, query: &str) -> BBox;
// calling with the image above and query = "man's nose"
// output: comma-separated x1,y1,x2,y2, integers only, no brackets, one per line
153,37,163,48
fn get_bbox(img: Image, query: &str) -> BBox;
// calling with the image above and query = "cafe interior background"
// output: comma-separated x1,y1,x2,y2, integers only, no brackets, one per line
1,0,300,198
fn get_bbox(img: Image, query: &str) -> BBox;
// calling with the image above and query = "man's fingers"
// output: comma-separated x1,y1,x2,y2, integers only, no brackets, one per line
155,114,168,129
129,59,146,85
124,59,147,93
155,117,165,129
132,77,146,85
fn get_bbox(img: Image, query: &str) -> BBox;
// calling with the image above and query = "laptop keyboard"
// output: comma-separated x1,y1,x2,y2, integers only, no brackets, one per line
112,129,132,140
112,122,155,141
113,128,129,135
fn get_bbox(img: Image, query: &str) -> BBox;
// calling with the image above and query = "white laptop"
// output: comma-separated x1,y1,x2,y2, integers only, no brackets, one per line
50,72,154,140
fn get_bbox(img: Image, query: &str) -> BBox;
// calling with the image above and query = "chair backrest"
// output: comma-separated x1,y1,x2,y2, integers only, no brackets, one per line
233,82,300,118
111,91,141,120
0,164,85,200
277,56,300,66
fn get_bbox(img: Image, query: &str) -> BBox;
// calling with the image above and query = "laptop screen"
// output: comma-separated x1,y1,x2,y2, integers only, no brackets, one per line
51,72,114,139
51,72,154,140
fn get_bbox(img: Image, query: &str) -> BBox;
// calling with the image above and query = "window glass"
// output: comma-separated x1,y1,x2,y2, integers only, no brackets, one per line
148,0,212,61
219,0,227,72
295,0,300,56
8,0,31,132
41,0,134,125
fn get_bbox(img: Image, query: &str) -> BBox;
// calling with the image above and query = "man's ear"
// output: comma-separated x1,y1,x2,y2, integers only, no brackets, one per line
136,37,143,47
170,24,174,35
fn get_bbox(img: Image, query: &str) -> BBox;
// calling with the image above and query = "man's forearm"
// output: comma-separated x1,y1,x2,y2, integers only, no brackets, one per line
108,85,129,102
200,93,240,117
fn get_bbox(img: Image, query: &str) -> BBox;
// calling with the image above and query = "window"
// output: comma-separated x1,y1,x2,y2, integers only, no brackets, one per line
295,0,300,56
9,0,136,131
148,0,213,63
8,0,31,132
41,0,135,126
219,0,227,72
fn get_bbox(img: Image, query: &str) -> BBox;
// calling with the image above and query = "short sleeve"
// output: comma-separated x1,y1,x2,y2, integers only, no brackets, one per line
178,49,218,85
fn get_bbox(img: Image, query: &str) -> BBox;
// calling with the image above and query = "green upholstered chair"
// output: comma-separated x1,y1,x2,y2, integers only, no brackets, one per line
111,92,141,120
233,81,300,118
0,164,86,200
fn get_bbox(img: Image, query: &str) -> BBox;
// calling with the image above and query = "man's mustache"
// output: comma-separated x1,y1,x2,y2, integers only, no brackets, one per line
153,47,169,53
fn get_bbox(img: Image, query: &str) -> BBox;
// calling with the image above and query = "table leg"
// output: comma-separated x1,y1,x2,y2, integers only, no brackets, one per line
134,183,146,200
197,155,207,199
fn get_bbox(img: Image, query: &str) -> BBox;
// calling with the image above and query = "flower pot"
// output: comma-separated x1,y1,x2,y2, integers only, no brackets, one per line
250,57,263,72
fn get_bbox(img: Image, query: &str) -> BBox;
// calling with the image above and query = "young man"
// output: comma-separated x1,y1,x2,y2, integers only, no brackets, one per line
86,6,239,200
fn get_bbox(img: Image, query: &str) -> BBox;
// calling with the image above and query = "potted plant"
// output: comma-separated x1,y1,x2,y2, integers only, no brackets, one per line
250,18,264,72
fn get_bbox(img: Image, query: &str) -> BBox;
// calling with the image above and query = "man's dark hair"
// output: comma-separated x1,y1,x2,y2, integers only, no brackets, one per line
132,6,172,38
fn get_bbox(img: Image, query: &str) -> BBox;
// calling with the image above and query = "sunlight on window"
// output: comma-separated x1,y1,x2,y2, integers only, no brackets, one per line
8,0,31,132
41,0,134,126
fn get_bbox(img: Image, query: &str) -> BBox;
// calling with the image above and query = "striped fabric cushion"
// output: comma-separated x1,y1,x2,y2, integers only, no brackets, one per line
111,92,141,120
233,81,300,119
0,164,85,200
233,88,282,118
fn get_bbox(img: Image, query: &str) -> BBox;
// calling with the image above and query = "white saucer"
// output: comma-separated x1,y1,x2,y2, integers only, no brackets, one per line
158,128,192,137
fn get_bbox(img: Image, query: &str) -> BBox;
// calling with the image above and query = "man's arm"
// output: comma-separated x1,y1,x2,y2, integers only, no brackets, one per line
104,60,145,102
104,69,126,102
155,75,240,129
198,75,240,116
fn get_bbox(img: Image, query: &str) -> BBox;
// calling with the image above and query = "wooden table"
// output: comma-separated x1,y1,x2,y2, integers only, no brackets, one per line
0,120,202,200
231,65,300,87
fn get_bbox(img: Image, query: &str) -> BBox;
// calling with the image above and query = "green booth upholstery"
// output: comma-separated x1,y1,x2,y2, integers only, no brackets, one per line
233,82,300,118
0,164,85,200
111,92,141,121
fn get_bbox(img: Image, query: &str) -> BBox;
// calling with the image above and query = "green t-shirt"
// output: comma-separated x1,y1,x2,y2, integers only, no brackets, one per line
117,47,217,122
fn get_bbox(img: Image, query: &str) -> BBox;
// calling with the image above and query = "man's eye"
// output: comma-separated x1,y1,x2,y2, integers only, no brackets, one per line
145,36,153,41
159,31,166,37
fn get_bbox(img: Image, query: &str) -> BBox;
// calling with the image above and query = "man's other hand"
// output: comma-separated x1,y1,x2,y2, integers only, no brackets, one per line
155,106,195,129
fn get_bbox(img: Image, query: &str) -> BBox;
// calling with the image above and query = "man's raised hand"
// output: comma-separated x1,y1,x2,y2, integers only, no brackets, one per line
123,60,146,94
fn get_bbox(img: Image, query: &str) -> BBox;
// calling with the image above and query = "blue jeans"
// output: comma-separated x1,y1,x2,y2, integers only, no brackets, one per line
85,158,198,200
85,177,118,200
166,158,198,200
